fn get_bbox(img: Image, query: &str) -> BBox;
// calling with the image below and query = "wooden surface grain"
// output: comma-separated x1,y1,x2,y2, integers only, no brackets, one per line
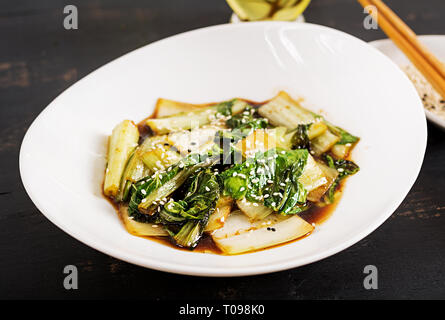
1,0,445,299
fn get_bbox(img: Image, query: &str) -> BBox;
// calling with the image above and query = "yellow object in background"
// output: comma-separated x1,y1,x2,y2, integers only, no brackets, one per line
226,0,311,21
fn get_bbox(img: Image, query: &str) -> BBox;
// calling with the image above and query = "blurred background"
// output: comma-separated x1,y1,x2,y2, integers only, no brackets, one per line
1,0,445,299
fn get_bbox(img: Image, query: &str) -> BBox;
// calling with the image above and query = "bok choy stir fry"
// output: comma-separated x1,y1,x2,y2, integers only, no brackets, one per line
103,91,359,254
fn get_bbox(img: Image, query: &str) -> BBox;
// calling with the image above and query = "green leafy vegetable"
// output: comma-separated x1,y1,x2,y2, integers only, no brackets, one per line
290,124,311,150
324,154,360,202
322,121,359,146
226,107,268,132
217,106,268,144
331,126,359,145
162,169,220,248
108,93,362,252
127,165,182,222
128,153,215,221
221,148,309,215
215,100,235,116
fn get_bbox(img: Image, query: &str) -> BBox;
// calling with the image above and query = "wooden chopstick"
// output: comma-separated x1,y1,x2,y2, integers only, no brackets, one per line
358,0,445,99
370,0,445,79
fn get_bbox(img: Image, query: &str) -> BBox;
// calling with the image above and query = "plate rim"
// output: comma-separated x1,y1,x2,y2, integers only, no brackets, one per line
19,21,428,277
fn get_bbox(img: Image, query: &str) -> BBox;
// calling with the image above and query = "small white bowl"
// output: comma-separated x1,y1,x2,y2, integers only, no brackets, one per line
230,12,305,23
370,35,445,130
20,22,426,276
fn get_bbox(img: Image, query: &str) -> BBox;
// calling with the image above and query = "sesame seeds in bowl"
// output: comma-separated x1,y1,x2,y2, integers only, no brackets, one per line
370,35,445,130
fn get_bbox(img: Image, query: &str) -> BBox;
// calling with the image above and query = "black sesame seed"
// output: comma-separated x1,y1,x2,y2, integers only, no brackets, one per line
271,228,276,232
267,227,271,231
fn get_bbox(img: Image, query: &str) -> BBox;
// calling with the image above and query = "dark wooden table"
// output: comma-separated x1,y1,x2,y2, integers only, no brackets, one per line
1,0,444,299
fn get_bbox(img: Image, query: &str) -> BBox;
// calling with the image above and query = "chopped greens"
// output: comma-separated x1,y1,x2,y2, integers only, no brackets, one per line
226,106,268,133
217,105,268,144
104,92,360,253
215,100,235,116
290,124,311,150
221,148,309,215
128,153,212,220
163,169,220,248
324,154,360,203
327,124,359,145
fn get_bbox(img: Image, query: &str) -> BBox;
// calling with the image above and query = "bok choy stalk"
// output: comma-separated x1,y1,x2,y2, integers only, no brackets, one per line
104,120,139,198
258,91,316,127
155,98,204,118
221,148,310,215
118,135,170,202
146,99,248,134
324,154,360,203
118,150,147,202
161,169,220,248
205,196,233,231
212,210,314,255
258,91,359,157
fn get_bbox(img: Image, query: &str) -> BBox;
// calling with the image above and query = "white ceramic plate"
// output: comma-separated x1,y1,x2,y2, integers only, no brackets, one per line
370,35,445,130
20,22,427,276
